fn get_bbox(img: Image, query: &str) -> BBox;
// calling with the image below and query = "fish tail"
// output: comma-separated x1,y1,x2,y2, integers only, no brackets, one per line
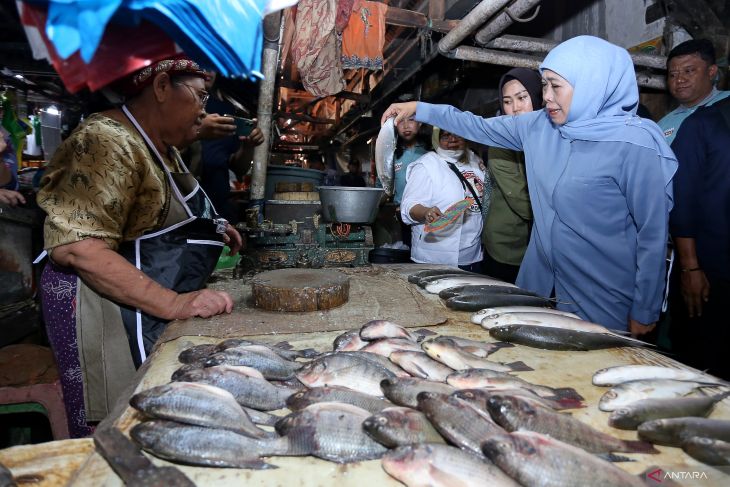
274,341,294,350
507,361,534,372
298,348,321,358
621,439,659,454
595,453,635,463
550,387,585,402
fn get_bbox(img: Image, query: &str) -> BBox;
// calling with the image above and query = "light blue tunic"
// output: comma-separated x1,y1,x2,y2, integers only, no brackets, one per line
416,103,674,330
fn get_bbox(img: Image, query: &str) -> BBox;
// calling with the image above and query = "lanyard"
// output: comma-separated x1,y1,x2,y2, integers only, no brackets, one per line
446,162,483,213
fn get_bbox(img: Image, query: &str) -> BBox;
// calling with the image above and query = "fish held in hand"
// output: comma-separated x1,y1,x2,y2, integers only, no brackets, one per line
363,406,445,447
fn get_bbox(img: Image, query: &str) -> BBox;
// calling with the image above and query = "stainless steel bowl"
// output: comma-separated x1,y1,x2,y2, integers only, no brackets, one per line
318,186,384,223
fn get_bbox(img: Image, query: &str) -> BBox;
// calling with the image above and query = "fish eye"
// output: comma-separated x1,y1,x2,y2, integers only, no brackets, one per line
294,392,304,398
377,417,388,425
616,408,629,415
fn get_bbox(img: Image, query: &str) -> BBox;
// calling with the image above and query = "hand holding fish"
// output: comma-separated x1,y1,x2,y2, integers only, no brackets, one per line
381,102,418,126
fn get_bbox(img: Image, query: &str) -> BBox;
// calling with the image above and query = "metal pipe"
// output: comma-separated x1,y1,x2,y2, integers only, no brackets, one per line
250,11,283,202
449,46,666,89
475,0,542,45
487,34,668,70
438,0,512,53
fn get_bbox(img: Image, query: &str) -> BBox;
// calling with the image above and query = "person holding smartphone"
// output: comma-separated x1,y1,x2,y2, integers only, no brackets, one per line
197,71,264,221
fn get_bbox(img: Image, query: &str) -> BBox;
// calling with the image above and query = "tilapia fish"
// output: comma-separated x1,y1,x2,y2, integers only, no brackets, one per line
173,365,299,411
279,402,388,463
439,284,539,300
453,388,583,412
447,293,554,311
363,406,445,447
422,339,532,373
360,320,417,341
286,386,394,414
417,392,505,455
380,377,456,408
332,329,368,352
432,336,514,358
131,420,286,469
389,351,453,381
425,277,516,294
489,324,648,351
361,338,422,356
446,369,584,405
375,117,396,195
178,344,217,365
470,307,579,324
214,338,319,360
204,345,302,380
382,444,520,487
608,392,730,430
487,394,657,454
296,353,395,396
598,379,722,412
638,417,730,447
130,382,272,439
482,431,647,487
592,364,726,386
337,351,411,377
682,437,730,466
407,268,476,284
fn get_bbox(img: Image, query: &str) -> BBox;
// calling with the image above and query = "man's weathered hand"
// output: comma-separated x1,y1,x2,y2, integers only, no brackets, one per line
681,269,710,317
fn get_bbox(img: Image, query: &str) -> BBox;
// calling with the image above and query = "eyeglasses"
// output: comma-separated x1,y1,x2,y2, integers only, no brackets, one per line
439,132,460,140
175,82,209,107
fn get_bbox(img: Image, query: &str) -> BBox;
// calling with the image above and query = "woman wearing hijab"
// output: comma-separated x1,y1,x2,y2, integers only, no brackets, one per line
482,68,541,283
383,36,677,334
400,127,487,271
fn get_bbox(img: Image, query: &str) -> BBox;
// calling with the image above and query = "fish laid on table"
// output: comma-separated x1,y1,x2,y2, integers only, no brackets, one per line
360,320,418,341
447,293,556,311
407,268,477,284
389,351,454,381
130,382,272,439
482,431,647,487
682,437,730,466
425,276,516,294
286,386,394,414
417,392,505,455
487,394,658,454
214,338,319,360
638,417,730,447
382,443,520,487
242,407,280,426
422,339,532,372
278,402,388,463
178,344,218,364
360,338,423,356
380,377,457,408
453,388,583,412
131,420,285,469
363,406,445,447
608,392,730,430
172,365,299,411
204,345,303,380
296,353,395,396
332,329,368,352
598,379,724,412
337,351,411,377
432,336,514,358
482,313,641,342
592,364,726,386
489,324,649,351
438,284,539,300
446,369,584,404
470,307,579,324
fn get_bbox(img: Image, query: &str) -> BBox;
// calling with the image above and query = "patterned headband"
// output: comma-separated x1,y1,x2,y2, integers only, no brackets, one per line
118,55,208,97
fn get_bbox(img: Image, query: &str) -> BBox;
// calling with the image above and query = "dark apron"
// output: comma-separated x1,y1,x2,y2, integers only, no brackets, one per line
117,105,227,367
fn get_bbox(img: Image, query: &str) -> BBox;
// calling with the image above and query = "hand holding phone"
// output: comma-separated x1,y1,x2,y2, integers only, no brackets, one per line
225,114,255,137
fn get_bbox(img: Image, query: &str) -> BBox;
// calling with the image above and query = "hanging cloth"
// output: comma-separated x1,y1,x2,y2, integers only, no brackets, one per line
291,0,346,96
341,0,386,70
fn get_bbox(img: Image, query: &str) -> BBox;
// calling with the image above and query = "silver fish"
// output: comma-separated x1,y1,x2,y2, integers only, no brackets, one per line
380,377,456,408
470,307,579,324
360,320,417,342
453,388,583,412
432,336,514,358
361,338,423,356
286,386,394,413
487,394,658,454
489,324,649,351
337,351,411,377
425,276,516,294
407,268,476,284
608,392,730,429
422,339,532,372
375,117,396,195
281,402,388,463
129,382,272,439
417,391,505,455
204,345,302,380
592,364,725,386
214,339,319,360
332,329,368,351
172,365,299,411
363,406,445,447
483,431,647,487
383,443,520,487
296,353,395,396
638,417,730,447
682,437,730,466
178,344,217,364
598,379,721,412
130,420,284,469
389,351,453,381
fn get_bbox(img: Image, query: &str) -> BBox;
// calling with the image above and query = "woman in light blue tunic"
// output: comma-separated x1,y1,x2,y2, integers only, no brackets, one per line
382,36,677,333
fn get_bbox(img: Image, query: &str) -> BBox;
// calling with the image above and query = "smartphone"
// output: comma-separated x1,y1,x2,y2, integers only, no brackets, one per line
225,114,254,137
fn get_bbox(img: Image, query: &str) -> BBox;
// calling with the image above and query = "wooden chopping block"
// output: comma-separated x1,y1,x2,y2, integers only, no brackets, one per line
251,269,350,312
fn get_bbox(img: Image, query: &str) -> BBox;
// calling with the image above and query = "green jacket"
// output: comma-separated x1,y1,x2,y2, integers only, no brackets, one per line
482,147,532,266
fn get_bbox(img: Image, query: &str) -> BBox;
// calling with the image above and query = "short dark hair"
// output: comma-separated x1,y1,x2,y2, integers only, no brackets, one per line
667,39,716,66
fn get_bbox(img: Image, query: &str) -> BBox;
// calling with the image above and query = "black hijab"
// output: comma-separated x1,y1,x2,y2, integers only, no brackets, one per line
498,67,543,112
